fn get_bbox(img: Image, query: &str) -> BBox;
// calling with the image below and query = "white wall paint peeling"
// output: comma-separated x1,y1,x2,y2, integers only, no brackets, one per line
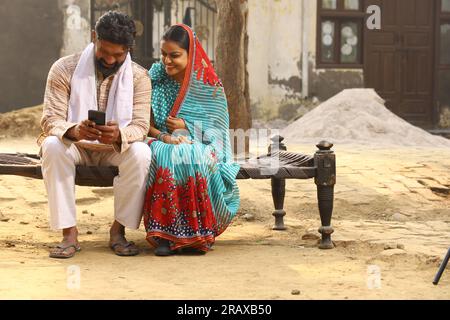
248,0,365,120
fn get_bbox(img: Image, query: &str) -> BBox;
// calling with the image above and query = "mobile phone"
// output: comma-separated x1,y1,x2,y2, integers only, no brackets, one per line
88,110,106,126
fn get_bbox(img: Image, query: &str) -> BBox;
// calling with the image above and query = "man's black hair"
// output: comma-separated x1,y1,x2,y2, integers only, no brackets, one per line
95,11,136,48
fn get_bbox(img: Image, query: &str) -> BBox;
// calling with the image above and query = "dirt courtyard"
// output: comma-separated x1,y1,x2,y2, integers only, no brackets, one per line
0,137,449,300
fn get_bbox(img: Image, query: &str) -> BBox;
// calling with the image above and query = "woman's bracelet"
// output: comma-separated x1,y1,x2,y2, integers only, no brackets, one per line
157,132,170,142
181,118,187,129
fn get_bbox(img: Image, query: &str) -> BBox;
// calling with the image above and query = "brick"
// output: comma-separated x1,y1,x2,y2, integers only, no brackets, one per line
384,181,411,193
0,185,16,201
409,188,445,202
355,176,385,188
401,171,427,179
392,175,427,189
417,179,450,193
409,167,436,178
427,175,450,187
374,187,392,196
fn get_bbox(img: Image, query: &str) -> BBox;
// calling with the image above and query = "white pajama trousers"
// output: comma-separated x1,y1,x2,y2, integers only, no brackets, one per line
41,136,152,230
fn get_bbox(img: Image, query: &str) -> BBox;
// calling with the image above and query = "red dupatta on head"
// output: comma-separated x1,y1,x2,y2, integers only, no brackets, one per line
169,24,222,117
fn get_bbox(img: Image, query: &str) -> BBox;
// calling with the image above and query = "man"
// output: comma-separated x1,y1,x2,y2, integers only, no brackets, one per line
39,11,152,258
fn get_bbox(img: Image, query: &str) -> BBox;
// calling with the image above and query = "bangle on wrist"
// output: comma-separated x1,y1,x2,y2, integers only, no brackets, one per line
157,132,169,142
161,134,170,142
181,118,187,129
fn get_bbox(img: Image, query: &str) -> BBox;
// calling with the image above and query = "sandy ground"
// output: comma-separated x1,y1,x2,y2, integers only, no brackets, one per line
0,137,449,300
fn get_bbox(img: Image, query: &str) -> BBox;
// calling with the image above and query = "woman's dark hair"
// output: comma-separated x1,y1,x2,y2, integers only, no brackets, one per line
95,11,136,48
162,25,190,51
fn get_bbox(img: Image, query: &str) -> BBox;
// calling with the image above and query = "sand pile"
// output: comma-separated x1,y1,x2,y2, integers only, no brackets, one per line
282,89,450,148
0,105,43,139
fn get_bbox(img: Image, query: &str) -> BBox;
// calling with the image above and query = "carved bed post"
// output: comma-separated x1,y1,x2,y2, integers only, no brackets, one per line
269,135,287,231
314,141,336,249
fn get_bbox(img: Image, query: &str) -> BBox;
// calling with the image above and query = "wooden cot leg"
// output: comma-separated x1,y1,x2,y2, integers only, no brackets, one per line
314,141,336,249
271,178,286,230
317,185,335,249
268,135,287,231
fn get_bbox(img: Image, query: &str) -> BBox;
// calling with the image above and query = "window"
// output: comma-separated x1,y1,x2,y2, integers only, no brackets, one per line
317,0,364,68
91,0,156,68
443,0,450,12
91,0,218,68
438,0,450,111
440,23,450,65
440,0,450,66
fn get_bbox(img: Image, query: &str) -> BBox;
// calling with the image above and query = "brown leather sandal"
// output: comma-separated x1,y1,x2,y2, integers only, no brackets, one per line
49,244,81,259
109,241,140,257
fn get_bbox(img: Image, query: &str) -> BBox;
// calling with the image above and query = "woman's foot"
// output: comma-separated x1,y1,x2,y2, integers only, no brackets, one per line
154,239,174,256
179,247,207,255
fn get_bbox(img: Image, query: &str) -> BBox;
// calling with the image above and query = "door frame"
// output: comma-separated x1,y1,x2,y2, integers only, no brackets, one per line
363,0,439,128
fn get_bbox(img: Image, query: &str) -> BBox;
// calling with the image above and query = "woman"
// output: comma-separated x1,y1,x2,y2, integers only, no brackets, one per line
143,24,240,256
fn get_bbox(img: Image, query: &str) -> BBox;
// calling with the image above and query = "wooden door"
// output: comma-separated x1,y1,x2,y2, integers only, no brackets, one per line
364,0,436,127
91,0,155,69
131,0,155,69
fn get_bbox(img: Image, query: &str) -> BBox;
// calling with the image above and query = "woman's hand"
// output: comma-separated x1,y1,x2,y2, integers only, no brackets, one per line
162,134,193,145
166,116,187,133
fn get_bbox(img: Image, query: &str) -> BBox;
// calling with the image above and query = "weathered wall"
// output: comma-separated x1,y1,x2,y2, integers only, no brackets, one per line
59,0,91,57
438,69,450,128
247,0,364,121
247,0,301,120
0,0,64,113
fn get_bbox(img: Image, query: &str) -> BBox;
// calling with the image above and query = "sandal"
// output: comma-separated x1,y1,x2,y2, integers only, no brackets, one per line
49,244,81,259
154,239,175,256
110,241,140,257
179,247,207,255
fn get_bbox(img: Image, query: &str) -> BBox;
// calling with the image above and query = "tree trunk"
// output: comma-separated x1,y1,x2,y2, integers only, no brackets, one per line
215,0,251,156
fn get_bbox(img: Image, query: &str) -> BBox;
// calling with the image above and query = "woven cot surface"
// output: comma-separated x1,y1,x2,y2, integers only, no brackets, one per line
0,152,315,183
0,152,313,168
0,153,40,165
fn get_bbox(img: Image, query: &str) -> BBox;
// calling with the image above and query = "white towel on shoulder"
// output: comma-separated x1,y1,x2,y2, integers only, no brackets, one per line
68,42,133,130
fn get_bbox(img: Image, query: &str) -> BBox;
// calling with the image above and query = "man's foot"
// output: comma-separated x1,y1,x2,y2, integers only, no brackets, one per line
109,241,140,256
49,227,80,259
154,238,174,256
49,243,81,259
109,221,139,257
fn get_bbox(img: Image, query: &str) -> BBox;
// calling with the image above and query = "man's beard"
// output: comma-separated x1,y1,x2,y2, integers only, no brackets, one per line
95,58,124,78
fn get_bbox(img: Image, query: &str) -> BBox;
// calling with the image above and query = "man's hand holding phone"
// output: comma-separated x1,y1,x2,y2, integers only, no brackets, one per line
96,121,121,145
66,119,103,142
86,111,120,144
65,111,120,144
66,120,120,144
